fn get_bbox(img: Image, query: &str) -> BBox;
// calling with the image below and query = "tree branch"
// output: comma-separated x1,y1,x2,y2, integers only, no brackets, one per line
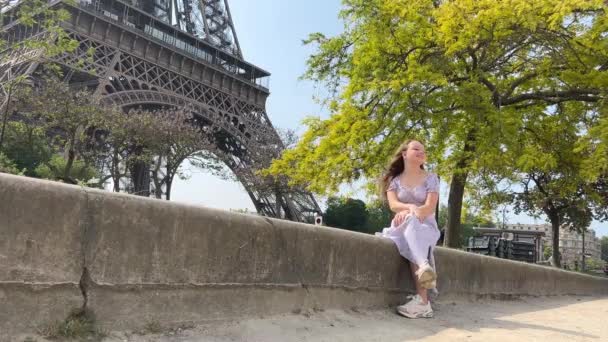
502,89,602,105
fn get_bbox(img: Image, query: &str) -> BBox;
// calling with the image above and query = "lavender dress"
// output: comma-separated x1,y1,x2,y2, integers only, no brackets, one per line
376,173,440,267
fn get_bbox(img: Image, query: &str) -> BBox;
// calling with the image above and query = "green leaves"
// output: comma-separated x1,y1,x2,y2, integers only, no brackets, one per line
269,0,608,203
4,0,78,61
0,152,22,175
35,154,98,183
0,121,51,176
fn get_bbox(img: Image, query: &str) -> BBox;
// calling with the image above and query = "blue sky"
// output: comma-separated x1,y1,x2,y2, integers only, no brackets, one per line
172,0,607,238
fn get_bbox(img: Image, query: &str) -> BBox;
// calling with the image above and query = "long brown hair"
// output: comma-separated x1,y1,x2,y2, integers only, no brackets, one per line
379,139,425,200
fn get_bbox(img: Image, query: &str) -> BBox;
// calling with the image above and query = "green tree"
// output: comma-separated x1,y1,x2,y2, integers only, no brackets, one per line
0,152,20,174
0,121,51,176
87,105,132,191
97,107,166,196
267,0,608,249
24,74,103,183
324,197,370,234
543,246,553,261
585,257,604,271
148,108,219,200
460,223,477,249
35,154,98,184
459,201,495,247
508,105,608,268
0,0,78,151
92,106,225,198
366,201,393,233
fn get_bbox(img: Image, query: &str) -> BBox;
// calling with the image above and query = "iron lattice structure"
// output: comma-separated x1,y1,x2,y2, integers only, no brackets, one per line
0,0,321,222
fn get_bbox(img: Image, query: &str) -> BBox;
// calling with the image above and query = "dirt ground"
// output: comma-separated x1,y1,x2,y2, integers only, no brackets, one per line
21,296,608,342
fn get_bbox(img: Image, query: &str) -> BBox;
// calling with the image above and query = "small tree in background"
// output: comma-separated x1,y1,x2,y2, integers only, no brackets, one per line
24,74,102,183
35,154,98,184
507,105,608,268
543,247,553,261
0,121,51,176
0,152,20,174
324,197,370,234
147,108,220,200
366,201,393,234
585,257,604,271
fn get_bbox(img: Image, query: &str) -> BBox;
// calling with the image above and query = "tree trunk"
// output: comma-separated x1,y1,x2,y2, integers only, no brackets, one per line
548,211,561,268
130,160,150,197
164,156,190,201
64,148,75,180
0,86,13,151
153,177,162,199
165,176,173,200
582,231,586,272
275,187,283,218
63,129,79,180
445,170,468,248
112,151,120,192
151,157,163,199
113,175,120,192
444,134,475,248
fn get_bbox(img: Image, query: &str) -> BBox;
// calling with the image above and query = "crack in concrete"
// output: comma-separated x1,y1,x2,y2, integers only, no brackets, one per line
77,185,96,313
263,217,324,310
79,267,91,310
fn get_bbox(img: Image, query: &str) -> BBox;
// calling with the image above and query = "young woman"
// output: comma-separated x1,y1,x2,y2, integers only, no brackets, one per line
377,139,440,318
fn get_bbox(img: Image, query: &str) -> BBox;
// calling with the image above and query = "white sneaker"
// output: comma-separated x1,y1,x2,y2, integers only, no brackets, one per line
397,295,433,319
415,262,437,289
397,294,421,313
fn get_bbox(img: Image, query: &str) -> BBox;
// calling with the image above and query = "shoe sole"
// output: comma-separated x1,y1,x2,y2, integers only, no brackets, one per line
397,307,434,319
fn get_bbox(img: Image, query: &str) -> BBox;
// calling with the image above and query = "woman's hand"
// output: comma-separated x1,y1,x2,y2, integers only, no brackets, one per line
393,210,411,226
405,204,418,212
412,207,426,222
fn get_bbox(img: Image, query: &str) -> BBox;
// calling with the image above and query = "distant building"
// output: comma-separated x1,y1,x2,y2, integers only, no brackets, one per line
505,223,602,269
472,227,544,262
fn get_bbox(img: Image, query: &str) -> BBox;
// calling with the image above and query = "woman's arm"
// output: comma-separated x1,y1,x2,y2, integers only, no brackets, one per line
386,190,416,213
413,192,438,221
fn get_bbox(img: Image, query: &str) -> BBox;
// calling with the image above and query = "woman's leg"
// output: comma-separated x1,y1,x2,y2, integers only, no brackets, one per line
409,261,429,304
401,221,437,288
403,220,435,266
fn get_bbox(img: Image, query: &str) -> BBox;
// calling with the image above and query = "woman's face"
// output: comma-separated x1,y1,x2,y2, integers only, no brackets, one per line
402,140,426,165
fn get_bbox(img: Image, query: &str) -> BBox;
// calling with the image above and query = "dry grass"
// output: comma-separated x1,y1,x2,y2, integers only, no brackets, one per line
39,308,105,341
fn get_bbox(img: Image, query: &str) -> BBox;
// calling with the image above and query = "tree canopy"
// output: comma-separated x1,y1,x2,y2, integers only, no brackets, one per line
267,0,608,248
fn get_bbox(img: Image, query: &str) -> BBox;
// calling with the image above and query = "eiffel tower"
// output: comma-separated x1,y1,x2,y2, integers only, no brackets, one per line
0,0,321,222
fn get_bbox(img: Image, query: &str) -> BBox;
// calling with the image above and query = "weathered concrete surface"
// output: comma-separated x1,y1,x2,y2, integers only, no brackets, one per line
0,174,84,339
1,173,607,340
86,284,406,331
435,248,608,298
83,189,411,330
18,296,608,341
102,296,608,341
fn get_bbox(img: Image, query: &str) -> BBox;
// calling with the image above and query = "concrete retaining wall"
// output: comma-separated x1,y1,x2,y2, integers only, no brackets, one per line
1,173,607,338
0,174,84,338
